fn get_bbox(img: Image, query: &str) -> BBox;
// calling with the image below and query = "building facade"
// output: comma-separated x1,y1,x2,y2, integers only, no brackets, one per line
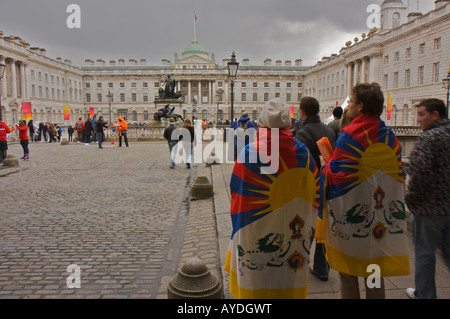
0,0,448,126
303,0,450,125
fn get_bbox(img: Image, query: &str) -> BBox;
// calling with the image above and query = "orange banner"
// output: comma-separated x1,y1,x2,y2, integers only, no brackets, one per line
89,107,94,118
21,102,32,121
64,105,70,121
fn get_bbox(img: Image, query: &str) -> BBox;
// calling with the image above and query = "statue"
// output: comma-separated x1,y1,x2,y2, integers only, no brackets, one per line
157,75,183,100
153,104,184,122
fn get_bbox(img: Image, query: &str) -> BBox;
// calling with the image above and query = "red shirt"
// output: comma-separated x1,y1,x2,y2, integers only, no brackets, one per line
16,124,29,141
0,122,11,141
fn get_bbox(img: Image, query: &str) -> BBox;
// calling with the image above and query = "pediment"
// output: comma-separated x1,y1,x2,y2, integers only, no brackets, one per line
178,54,213,65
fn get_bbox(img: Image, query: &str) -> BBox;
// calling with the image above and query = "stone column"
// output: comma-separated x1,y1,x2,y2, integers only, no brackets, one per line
0,56,7,98
198,80,202,104
346,63,352,96
361,58,367,83
369,53,381,83
10,59,17,99
19,61,26,99
188,80,192,105
208,80,212,104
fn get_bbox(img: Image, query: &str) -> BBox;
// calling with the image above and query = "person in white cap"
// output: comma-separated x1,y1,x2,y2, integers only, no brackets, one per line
224,98,319,299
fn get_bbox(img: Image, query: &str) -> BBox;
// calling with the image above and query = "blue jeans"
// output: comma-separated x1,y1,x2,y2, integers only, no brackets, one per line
168,141,178,166
412,214,450,299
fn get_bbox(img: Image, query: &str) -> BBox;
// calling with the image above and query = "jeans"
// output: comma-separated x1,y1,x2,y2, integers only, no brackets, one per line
20,140,29,156
183,141,193,166
97,132,104,148
168,141,178,166
312,242,330,277
119,131,128,147
412,214,450,299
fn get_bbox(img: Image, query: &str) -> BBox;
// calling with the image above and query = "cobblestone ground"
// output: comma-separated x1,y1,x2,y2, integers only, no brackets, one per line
0,141,218,299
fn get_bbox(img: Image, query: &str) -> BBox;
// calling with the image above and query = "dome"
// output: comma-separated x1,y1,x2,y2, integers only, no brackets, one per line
182,41,208,54
381,0,404,6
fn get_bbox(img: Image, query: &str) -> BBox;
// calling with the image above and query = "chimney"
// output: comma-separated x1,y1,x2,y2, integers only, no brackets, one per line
118,59,125,66
295,59,302,67
285,60,291,66
264,58,272,66
84,59,94,66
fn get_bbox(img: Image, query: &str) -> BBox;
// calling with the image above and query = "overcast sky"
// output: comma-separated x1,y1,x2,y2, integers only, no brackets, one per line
0,0,437,67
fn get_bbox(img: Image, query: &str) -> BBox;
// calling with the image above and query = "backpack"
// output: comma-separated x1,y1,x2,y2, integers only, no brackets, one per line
77,121,83,129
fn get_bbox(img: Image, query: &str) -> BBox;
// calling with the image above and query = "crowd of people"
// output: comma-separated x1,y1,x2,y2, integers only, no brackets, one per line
162,82,449,300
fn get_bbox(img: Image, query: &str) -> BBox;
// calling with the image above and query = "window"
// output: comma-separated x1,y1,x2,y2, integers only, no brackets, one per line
97,82,102,88
143,94,149,102
120,93,125,102
298,93,302,101
394,51,400,62
286,93,291,102
97,93,102,103
384,74,389,88
394,72,399,89
154,82,159,88
384,55,389,65
120,82,125,88
287,83,291,88
298,82,303,88
405,69,411,87
253,93,258,102
434,37,441,50
132,93,137,102
275,82,280,88
218,82,223,88
131,82,136,88
143,82,148,88
433,62,440,83
264,93,269,102
86,93,91,103
406,47,412,58
418,66,424,85
31,85,35,97
253,82,258,88
241,93,246,102
85,83,91,88
109,83,113,88
241,82,246,88
264,82,269,88
419,43,426,55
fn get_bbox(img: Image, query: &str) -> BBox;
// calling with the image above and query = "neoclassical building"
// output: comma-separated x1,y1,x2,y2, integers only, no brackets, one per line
303,0,450,125
0,0,449,126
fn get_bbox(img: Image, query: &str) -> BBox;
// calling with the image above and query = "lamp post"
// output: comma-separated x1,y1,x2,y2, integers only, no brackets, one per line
0,62,6,122
216,90,223,123
443,65,450,119
107,91,113,126
227,52,239,123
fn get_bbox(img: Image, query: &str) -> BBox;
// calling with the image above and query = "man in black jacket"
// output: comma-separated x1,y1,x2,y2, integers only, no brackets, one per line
163,117,179,169
295,96,336,282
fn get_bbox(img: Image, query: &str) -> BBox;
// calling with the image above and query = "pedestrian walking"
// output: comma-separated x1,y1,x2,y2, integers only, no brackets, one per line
295,96,336,282
28,120,35,142
181,119,195,169
0,119,11,163
224,98,320,299
96,116,108,149
16,120,30,160
405,98,450,299
316,83,410,299
163,117,178,169
84,119,92,144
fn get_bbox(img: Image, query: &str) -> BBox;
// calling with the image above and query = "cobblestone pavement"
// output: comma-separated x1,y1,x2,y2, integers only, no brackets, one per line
0,141,219,299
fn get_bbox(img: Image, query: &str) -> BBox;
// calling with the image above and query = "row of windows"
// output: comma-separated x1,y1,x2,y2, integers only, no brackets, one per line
384,37,442,65
86,92,304,104
30,70,82,88
383,62,443,89
31,84,82,102
86,81,304,90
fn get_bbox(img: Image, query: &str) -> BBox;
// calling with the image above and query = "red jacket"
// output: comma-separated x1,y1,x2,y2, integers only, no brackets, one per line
16,124,29,141
0,122,11,141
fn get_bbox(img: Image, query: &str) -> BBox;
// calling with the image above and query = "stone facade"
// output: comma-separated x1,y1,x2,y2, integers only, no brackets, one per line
303,0,450,125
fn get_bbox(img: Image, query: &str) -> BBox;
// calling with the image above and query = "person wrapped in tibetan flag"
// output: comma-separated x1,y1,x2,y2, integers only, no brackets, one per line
224,98,320,299
316,83,410,299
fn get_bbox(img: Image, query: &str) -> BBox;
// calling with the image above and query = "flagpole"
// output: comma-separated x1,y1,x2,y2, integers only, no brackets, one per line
194,12,197,42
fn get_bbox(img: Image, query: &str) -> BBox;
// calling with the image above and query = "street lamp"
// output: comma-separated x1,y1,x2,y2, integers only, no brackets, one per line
0,62,6,122
107,91,113,126
443,65,450,119
228,51,239,123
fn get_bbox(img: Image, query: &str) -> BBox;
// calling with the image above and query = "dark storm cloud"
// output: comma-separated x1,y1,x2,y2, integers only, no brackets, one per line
0,0,436,67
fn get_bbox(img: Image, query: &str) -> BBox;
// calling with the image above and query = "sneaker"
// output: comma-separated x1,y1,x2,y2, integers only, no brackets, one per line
406,288,417,299
169,165,175,169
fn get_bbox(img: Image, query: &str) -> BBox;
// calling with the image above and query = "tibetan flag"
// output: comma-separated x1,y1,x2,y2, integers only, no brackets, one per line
64,105,70,121
387,94,392,121
89,107,94,118
289,106,294,118
21,102,32,121
224,128,320,299
316,114,410,278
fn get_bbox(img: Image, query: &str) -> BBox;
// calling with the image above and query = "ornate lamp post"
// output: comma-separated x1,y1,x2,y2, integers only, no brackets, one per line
0,62,6,122
443,65,450,119
227,52,239,123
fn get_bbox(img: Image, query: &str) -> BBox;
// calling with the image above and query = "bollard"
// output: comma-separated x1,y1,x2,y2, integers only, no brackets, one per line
61,138,69,145
168,258,223,299
2,154,19,167
190,175,213,200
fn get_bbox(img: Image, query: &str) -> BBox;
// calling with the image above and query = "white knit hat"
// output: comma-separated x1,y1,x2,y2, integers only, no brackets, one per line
258,98,291,129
